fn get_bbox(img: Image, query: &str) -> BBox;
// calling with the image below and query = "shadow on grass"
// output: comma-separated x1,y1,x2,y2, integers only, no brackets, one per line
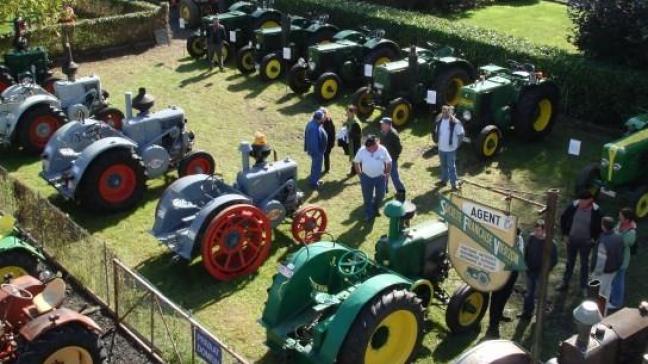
445,0,542,21
431,323,481,362
226,75,274,100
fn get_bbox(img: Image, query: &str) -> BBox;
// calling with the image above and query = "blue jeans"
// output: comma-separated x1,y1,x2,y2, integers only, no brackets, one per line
360,174,386,219
439,150,458,186
523,271,539,315
386,159,405,193
609,268,626,308
309,153,323,188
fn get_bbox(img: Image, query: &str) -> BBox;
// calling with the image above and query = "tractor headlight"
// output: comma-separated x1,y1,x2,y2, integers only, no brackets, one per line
613,163,622,172
600,158,609,167
462,110,472,121
308,61,316,71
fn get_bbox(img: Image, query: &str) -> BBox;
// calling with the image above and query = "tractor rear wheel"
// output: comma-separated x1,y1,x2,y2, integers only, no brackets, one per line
94,107,124,130
18,104,67,155
209,41,232,65
632,185,648,219
514,84,560,141
287,63,310,94
42,77,61,94
187,34,207,59
314,72,342,103
574,163,601,197
179,0,200,28
17,323,107,364
0,250,39,281
309,27,337,45
291,205,327,244
338,289,424,364
200,204,272,281
446,284,489,334
236,45,256,74
432,66,471,106
364,47,398,71
260,53,284,82
474,125,502,159
0,71,14,93
178,150,215,177
79,148,146,212
351,86,375,119
386,98,413,128
254,12,282,29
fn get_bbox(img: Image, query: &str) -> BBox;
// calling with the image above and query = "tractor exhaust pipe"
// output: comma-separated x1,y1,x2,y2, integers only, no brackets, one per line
239,142,252,172
281,13,290,48
125,92,133,120
572,300,602,351
588,279,607,316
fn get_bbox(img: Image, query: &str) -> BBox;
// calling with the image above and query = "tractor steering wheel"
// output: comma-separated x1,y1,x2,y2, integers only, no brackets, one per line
1,283,33,300
337,250,369,278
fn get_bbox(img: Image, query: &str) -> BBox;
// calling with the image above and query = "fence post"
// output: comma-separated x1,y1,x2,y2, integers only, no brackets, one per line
150,293,155,348
104,242,111,308
113,259,119,320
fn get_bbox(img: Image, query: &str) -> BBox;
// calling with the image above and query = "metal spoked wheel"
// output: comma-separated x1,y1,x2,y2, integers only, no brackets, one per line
291,205,327,244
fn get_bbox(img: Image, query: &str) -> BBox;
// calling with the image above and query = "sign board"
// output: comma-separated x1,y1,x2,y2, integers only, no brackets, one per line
568,139,581,156
283,47,292,60
426,90,437,105
434,194,523,291
229,31,236,43
179,18,185,29
195,327,222,364
363,64,373,77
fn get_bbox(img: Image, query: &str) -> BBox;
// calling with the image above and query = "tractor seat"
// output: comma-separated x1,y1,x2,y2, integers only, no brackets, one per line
33,278,66,314
0,215,16,237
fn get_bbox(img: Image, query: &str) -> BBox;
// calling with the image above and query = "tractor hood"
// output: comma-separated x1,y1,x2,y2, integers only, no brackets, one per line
624,113,648,134
53,75,102,111
600,127,648,186
235,158,298,205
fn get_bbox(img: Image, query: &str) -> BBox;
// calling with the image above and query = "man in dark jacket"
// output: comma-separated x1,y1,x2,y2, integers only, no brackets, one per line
591,216,624,314
380,117,406,201
320,108,336,174
557,190,603,296
304,110,328,189
342,105,362,177
207,17,225,71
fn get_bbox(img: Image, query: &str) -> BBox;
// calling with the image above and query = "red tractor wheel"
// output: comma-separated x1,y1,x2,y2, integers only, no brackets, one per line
201,204,272,281
178,151,215,177
95,107,125,130
291,205,328,244
0,71,14,93
18,104,67,155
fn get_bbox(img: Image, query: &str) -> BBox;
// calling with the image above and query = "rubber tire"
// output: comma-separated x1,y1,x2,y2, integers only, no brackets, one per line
574,163,601,197
179,0,200,28
445,284,489,334
0,71,14,93
287,63,311,94
386,98,413,128
252,12,282,30
314,72,342,103
474,125,502,160
236,45,256,74
17,104,67,155
187,34,207,59
178,150,216,177
16,324,107,364
0,250,40,280
514,84,560,141
338,289,424,364
631,185,648,219
260,53,283,82
432,66,471,107
94,106,125,130
351,86,375,119
78,148,146,213
364,47,398,70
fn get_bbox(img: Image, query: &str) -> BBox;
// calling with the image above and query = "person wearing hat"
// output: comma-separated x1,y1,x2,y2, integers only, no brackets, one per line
320,108,336,174
380,117,405,201
250,131,272,167
207,17,225,71
304,110,328,189
353,135,392,221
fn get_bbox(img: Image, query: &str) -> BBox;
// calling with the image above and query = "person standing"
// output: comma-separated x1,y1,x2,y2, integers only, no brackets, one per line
59,2,77,48
207,17,225,71
304,110,328,190
343,105,362,177
434,105,464,191
380,117,406,201
609,208,636,309
557,190,603,297
354,136,392,222
591,216,624,314
321,108,336,174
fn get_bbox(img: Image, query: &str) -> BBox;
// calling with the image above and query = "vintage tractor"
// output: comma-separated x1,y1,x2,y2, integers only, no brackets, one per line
575,112,648,219
185,0,282,63
179,0,229,28
261,200,491,364
40,88,215,212
0,274,107,363
453,61,560,159
0,17,59,94
287,28,401,102
0,47,123,155
152,133,328,281
351,45,476,128
235,14,338,81
0,215,45,280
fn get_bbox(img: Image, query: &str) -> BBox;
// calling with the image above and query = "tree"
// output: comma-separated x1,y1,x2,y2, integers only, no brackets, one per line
568,0,648,69
0,0,76,28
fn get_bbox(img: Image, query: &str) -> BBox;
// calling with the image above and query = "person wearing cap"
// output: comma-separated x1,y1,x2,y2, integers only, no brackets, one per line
434,105,464,190
320,108,336,174
557,190,603,296
343,105,362,176
353,135,392,221
380,117,405,201
304,110,328,189
250,132,272,167
207,17,225,71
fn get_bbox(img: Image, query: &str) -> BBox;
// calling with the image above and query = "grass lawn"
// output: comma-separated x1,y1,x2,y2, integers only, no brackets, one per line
451,0,575,51
1,39,646,363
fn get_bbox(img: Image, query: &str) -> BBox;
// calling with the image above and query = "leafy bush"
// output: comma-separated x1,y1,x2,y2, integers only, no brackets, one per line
0,0,74,27
276,0,648,126
568,0,648,69
363,0,478,12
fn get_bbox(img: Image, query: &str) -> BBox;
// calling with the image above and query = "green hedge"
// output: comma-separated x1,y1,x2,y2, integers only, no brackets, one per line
0,0,168,57
276,0,648,126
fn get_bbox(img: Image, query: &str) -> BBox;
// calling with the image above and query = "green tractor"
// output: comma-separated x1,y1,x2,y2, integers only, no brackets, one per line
0,215,45,280
351,45,476,128
185,1,282,63
453,61,560,159
235,14,338,81
287,28,401,103
0,17,59,94
178,0,231,28
575,112,648,219
261,201,491,364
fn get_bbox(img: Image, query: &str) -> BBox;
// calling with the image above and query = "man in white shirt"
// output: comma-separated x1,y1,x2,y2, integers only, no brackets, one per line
354,135,392,222
434,105,464,190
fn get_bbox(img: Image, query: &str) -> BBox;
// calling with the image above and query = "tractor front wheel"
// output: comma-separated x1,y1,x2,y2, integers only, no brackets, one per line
17,323,107,364
186,34,207,59
386,98,413,128
0,250,40,281
79,148,146,212
178,151,215,177
200,204,272,281
94,107,125,130
236,45,256,74
291,205,327,244
632,186,648,219
287,63,310,94
18,104,67,155
474,125,502,159
0,71,14,93
446,284,489,334
574,163,601,197
432,66,471,107
314,72,342,103
338,289,424,364
351,86,375,119
260,53,284,82
514,84,560,141
179,0,200,28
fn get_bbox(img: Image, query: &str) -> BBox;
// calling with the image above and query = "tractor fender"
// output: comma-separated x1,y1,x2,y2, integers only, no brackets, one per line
0,236,45,261
7,94,61,140
433,57,477,81
251,8,281,22
368,39,400,58
72,137,138,189
310,24,339,37
19,307,102,342
319,273,411,362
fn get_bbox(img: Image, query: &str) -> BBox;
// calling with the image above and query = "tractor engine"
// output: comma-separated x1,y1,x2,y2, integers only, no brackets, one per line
54,75,104,120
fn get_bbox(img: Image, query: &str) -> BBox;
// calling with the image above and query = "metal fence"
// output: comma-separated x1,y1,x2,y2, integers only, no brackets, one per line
0,166,248,364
